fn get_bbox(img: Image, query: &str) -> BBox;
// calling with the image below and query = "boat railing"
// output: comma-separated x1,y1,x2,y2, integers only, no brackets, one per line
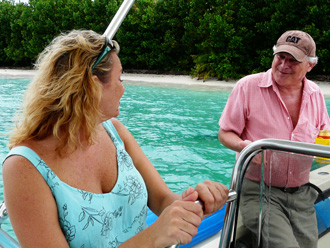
0,202,20,247
219,138,330,248
0,202,8,227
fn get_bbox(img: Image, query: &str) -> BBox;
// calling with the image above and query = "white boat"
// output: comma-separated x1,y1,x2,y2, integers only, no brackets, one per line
1,139,330,247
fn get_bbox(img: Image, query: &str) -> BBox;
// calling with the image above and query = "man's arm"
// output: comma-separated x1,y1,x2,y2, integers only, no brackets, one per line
218,128,251,152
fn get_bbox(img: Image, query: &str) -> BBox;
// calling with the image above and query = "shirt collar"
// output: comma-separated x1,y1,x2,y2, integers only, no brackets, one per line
258,69,273,89
258,69,317,96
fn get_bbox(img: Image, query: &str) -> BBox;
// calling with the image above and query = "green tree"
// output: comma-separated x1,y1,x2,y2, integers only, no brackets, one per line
1,0,330,78
4,1,32,65
191,0,254,80
0,0,15,66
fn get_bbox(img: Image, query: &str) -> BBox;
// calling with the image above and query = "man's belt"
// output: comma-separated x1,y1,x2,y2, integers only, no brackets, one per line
275,186,301,193
271,182,325,196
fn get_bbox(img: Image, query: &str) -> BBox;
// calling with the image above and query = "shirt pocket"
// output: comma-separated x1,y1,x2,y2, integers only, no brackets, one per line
293,121,319,143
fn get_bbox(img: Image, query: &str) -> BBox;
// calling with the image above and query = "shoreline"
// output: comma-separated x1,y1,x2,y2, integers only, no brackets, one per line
1,68,330,97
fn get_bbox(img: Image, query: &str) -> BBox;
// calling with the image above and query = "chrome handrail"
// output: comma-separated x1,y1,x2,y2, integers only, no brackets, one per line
103,0,135,40
219,138,330,248
0,202,8,227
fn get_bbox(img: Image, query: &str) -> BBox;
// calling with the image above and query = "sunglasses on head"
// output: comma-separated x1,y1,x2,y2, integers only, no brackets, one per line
92,37,117,70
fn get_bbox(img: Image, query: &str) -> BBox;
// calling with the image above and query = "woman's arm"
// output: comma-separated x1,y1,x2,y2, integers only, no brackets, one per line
112,118,180,214
2,155,69,248
113,118,229,214
112,119,229,247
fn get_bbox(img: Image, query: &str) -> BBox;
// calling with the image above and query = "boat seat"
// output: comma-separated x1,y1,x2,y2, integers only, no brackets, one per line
315,191,330,237
310,164,330,238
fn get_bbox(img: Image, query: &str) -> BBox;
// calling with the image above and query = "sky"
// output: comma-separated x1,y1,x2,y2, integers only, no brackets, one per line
14,0,29,3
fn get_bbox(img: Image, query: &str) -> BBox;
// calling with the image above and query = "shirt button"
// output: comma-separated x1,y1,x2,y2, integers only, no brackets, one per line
289,171,292,174
287,117,290,120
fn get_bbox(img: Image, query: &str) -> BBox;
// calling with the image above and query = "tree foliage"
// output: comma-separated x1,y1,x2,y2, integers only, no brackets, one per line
0,0,329,79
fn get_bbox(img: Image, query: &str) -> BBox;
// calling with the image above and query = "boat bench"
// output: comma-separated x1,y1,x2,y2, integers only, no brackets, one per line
310,164,330,238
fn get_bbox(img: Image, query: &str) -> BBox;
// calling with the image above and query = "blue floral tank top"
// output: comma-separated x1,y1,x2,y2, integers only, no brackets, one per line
5,120,148,248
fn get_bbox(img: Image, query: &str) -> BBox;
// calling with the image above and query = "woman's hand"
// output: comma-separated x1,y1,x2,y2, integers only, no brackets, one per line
189,181,229,216
148,198,203,247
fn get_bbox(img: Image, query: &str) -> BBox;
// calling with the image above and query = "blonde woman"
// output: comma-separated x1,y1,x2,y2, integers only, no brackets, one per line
3,30,228,248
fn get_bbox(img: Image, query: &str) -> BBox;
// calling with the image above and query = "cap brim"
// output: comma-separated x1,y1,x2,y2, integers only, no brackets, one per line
273,45,306,62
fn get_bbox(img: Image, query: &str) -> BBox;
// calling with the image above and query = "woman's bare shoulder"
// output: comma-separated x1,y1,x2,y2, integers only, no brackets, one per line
110,118,124,129
2,142,45,183
3,151,35,173
110,118,131,139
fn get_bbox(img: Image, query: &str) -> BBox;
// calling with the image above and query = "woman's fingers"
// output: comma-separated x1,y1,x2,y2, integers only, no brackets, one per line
194,180,229,215
152,200,203,247
182,187,198,202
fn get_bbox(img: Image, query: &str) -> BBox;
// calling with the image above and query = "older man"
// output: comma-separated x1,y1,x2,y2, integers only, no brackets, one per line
218,30,330,248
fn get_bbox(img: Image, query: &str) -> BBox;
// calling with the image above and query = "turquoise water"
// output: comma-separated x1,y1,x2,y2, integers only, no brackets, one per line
0,78,31,188
0,77,236,238
119,83,236,191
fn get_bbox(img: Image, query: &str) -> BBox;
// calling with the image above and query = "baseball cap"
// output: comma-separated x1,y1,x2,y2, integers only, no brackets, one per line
273,30,316,62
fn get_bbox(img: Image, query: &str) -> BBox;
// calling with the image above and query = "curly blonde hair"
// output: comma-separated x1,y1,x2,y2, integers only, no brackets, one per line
9,30,120,155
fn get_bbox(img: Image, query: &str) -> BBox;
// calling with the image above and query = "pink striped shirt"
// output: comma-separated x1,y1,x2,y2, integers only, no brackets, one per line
219,69,330,187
